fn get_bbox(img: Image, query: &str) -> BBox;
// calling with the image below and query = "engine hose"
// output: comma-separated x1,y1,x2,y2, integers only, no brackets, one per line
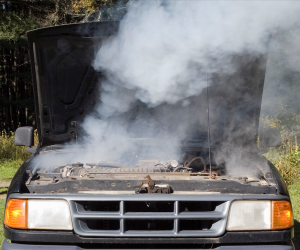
185,157,207,172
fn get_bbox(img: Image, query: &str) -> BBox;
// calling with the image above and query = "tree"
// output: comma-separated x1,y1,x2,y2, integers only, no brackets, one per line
0,4,40,132
0,0,128,132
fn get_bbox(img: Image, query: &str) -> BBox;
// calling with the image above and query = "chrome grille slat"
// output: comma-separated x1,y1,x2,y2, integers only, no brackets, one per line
70,195,231,237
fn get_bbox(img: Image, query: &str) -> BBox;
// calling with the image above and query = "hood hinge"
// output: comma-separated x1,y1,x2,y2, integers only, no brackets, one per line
70,121,77,141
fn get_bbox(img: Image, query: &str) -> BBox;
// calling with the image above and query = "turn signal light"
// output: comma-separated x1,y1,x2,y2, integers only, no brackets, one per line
271,200,293,230
227,200,293,231
4,199,27,229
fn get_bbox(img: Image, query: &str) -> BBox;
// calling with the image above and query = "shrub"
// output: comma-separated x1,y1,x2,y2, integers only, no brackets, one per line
264,132,300,186
0,130,38,161
260,112,300,186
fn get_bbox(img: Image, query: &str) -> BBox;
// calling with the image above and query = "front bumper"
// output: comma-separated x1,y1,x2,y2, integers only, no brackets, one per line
1,239,294,250
4,225,294,245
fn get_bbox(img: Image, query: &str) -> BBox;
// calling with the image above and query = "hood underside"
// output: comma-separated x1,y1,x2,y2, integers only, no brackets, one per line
27,22,267,147
27,22,119,146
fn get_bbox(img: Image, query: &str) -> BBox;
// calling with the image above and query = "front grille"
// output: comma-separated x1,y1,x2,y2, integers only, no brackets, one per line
69,195,231,237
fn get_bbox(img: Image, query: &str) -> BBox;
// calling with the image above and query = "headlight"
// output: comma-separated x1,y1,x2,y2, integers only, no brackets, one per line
5,199,73,230
28,200,73,230
227,200,293,231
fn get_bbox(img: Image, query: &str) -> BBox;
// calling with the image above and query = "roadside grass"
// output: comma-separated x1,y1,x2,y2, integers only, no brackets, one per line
0,160,21,248
289,178,300,248
0,199,5,249
0,160,23,182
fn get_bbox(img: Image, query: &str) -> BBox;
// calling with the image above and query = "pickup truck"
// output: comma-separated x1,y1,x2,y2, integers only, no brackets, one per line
2,21,294,250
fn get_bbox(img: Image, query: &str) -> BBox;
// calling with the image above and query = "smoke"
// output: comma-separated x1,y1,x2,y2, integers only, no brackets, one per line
75,1,300,168
92,1,272,109
261,24,300,124
35,1,300,175
92,0,300,107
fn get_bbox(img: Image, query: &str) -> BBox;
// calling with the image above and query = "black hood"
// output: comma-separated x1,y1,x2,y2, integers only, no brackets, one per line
27,21,268,147
27,22,119,146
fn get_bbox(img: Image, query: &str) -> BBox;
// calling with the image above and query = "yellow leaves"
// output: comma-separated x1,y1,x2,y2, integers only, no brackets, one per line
72,0,99,13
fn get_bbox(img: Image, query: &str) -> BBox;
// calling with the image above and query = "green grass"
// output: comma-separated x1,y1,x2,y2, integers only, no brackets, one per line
0,199,5,248
0,188,8,195
0,159,22,182
0,160,19,249
289,178,300,248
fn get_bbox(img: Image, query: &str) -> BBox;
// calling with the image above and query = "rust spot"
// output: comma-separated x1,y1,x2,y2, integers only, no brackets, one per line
56,188,67,193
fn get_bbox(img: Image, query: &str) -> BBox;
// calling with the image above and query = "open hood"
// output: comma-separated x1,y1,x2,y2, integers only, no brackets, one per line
27,22,268,147
27,22,119,146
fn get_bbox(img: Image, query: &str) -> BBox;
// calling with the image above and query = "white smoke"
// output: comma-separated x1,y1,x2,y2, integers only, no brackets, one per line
76,1,300,166
92,1,298,108
32,1,300,174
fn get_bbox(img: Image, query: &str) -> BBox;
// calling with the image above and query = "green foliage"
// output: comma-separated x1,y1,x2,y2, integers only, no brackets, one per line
265,145,300,186
0,11,40,40
263,129,300,186
261,108,300,186
0,8,40,133
72,0,128,21
0,131,38,161
261,104,300,132
261,109,300,247
0,131,30,160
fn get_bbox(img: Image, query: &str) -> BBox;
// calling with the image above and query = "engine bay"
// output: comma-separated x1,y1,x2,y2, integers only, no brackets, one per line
23,148,277,195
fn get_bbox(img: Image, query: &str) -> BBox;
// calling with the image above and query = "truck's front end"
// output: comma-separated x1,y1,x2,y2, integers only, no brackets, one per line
2,20,294,250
